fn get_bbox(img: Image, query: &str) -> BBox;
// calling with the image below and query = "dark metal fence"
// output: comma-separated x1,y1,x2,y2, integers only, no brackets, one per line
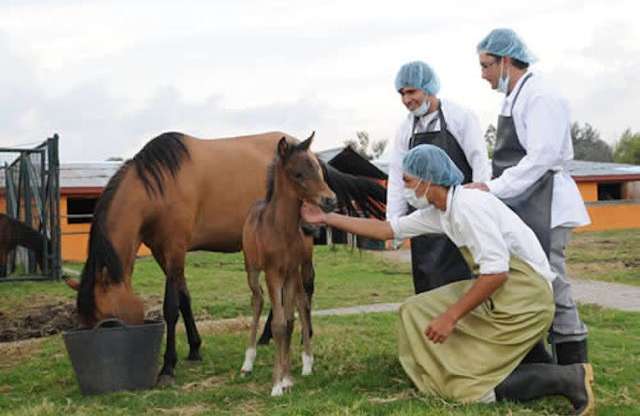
0,135,61,281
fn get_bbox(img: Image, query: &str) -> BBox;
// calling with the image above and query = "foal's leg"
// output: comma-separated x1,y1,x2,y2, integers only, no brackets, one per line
296,274,314,376
281,273,299,389
241,268,263,375
266,269,288,396
300,255,315,340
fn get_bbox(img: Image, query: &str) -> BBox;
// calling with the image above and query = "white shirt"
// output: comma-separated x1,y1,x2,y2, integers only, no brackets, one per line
386,99,491,221
487,71,591,228
389,186,556,285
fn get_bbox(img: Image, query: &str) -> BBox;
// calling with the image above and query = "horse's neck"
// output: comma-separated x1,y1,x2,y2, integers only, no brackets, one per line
15,224,43,253
265,169,301,236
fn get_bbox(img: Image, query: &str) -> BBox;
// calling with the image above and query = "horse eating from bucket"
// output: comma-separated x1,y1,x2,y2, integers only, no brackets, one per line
67,131,386,385
0,213,48,277
240,133,335,396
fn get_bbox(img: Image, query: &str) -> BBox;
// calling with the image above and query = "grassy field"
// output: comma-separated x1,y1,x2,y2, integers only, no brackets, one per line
1,305,639,415
567,229,640,286
0,230,639,415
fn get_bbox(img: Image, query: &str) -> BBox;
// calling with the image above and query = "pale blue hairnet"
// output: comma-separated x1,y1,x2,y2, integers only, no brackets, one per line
402,144,463,186
394,61,440,95
477,28,537,64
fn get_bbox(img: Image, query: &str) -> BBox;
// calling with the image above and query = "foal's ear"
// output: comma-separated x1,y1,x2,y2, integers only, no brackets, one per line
278,137,291,159
299,131,315,151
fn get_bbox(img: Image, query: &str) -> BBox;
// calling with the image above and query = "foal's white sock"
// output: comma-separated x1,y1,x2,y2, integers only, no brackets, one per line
302,352,314,376
240,347,257,373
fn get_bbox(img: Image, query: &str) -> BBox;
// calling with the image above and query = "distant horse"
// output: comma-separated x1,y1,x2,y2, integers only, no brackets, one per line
69,131,385,385
0,213,47,277
240,133,335,396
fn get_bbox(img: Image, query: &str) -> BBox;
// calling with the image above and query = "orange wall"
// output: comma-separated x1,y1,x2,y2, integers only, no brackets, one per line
60,195,151,262
578,202,640,232
577,182,598,202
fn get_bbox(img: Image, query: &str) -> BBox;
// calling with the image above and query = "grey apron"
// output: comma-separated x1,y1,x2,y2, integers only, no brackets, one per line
492,73,553,257
408,105,474,294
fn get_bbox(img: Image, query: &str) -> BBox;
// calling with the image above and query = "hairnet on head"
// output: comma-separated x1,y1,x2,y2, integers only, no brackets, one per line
402,144,463,186
477,28,537,64
394,61,440,95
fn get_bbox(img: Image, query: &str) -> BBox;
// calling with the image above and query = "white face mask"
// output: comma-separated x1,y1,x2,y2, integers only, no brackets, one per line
403,180,431,209
410,99,430,117
497,60,510,94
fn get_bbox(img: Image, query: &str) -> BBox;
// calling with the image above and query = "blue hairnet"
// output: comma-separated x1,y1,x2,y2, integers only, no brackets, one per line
402,144,463,186
477,28,537,64
394,61,440,95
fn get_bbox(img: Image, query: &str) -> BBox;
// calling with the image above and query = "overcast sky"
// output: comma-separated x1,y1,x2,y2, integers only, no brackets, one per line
0,0,638,162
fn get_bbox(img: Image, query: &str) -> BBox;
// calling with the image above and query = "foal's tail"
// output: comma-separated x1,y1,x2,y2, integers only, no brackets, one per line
321,162,387,219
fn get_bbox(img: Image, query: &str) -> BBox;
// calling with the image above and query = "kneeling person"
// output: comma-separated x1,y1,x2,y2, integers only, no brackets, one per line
301,144,594,415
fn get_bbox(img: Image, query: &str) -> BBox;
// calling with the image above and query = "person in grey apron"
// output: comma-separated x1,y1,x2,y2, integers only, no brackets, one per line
389,61,491,294
471,28,591,365
408,107,474,292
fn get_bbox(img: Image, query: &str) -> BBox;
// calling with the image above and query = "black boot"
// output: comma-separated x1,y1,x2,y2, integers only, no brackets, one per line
521,341,553,364
495,363,595,415
556,340,589,365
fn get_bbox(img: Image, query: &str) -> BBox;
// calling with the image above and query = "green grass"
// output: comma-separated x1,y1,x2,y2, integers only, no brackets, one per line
567,229,640,286
0,245,412,320
1,305,639,415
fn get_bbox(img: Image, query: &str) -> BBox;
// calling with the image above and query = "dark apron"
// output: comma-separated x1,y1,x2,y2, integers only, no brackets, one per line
492,73,553,257
408,105,474,294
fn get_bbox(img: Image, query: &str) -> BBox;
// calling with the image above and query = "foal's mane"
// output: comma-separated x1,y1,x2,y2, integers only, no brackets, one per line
77,132,190,320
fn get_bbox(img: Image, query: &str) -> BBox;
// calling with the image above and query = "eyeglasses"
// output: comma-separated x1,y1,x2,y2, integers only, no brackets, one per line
480,60,499,70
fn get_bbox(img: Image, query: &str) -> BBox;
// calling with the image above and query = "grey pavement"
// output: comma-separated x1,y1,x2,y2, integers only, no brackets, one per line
376,249,640,313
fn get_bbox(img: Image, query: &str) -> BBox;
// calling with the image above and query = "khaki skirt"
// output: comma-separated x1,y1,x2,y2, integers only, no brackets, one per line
397,249,554,403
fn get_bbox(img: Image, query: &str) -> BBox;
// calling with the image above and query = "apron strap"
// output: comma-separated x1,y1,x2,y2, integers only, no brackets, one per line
509,73,533,113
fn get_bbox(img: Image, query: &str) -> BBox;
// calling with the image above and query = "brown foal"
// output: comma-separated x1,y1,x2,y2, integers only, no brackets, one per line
240,133,336,396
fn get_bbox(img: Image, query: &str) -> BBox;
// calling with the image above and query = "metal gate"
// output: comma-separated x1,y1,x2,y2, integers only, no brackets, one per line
0,135,61,281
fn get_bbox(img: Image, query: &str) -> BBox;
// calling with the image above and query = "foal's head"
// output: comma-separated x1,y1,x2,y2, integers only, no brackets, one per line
276,132,337,213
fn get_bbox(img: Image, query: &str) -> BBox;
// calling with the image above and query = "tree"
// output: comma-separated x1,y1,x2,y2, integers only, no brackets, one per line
613,129,640,165
343,131,387,160
570,122,613,162
484,124,496,158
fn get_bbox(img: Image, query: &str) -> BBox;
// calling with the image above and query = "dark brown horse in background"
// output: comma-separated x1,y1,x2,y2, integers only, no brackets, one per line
240,133,335,396
0,213,47,277
69,131,385,385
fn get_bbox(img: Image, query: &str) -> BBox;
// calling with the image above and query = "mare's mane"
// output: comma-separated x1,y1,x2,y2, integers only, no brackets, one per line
77,132,190,320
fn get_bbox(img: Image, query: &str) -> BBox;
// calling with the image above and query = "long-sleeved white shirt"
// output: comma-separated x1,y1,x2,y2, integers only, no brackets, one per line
386,99,491,221
487,71,590,228
389,186,556,286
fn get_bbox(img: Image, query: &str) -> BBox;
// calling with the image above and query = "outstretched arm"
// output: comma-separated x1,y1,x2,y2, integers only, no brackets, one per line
301,203,394,241
425,273,507,343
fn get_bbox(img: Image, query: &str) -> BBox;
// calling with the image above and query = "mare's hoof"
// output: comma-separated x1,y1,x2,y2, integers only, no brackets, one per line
187,351,202,361
271,377,294,396
156,374,176,387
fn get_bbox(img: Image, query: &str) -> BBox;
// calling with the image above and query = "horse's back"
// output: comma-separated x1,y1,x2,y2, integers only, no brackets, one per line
178,132,294,252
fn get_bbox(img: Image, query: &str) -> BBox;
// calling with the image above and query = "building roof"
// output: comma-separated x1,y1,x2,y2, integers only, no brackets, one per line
316,146,388,180
566,160,640,182
0,161,122,195
372,158,640,183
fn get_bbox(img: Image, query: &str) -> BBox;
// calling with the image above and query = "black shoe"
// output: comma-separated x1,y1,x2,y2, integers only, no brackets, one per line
570,363,595,416
496,362,595,415
556,340,589,365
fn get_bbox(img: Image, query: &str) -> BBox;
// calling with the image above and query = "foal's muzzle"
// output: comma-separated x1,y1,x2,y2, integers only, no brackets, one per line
320,197,337,213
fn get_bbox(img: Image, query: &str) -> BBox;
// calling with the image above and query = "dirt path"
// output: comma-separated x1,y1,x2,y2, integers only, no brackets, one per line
376,249,640,312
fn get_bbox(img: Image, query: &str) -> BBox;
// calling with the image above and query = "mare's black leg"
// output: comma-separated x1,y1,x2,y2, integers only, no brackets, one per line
178,285,202,361
158,276,180,385
258,309,274,345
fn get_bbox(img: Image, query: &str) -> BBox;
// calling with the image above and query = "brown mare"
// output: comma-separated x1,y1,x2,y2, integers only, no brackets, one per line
0,213,47,277
240,133,336,396
69,131,385,385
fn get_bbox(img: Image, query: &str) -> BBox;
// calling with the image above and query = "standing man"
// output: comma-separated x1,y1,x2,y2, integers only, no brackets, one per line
388,61,491,294
469,28,591,364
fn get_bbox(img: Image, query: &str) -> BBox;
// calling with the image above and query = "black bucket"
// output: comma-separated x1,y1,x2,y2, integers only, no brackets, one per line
63,319,164,395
